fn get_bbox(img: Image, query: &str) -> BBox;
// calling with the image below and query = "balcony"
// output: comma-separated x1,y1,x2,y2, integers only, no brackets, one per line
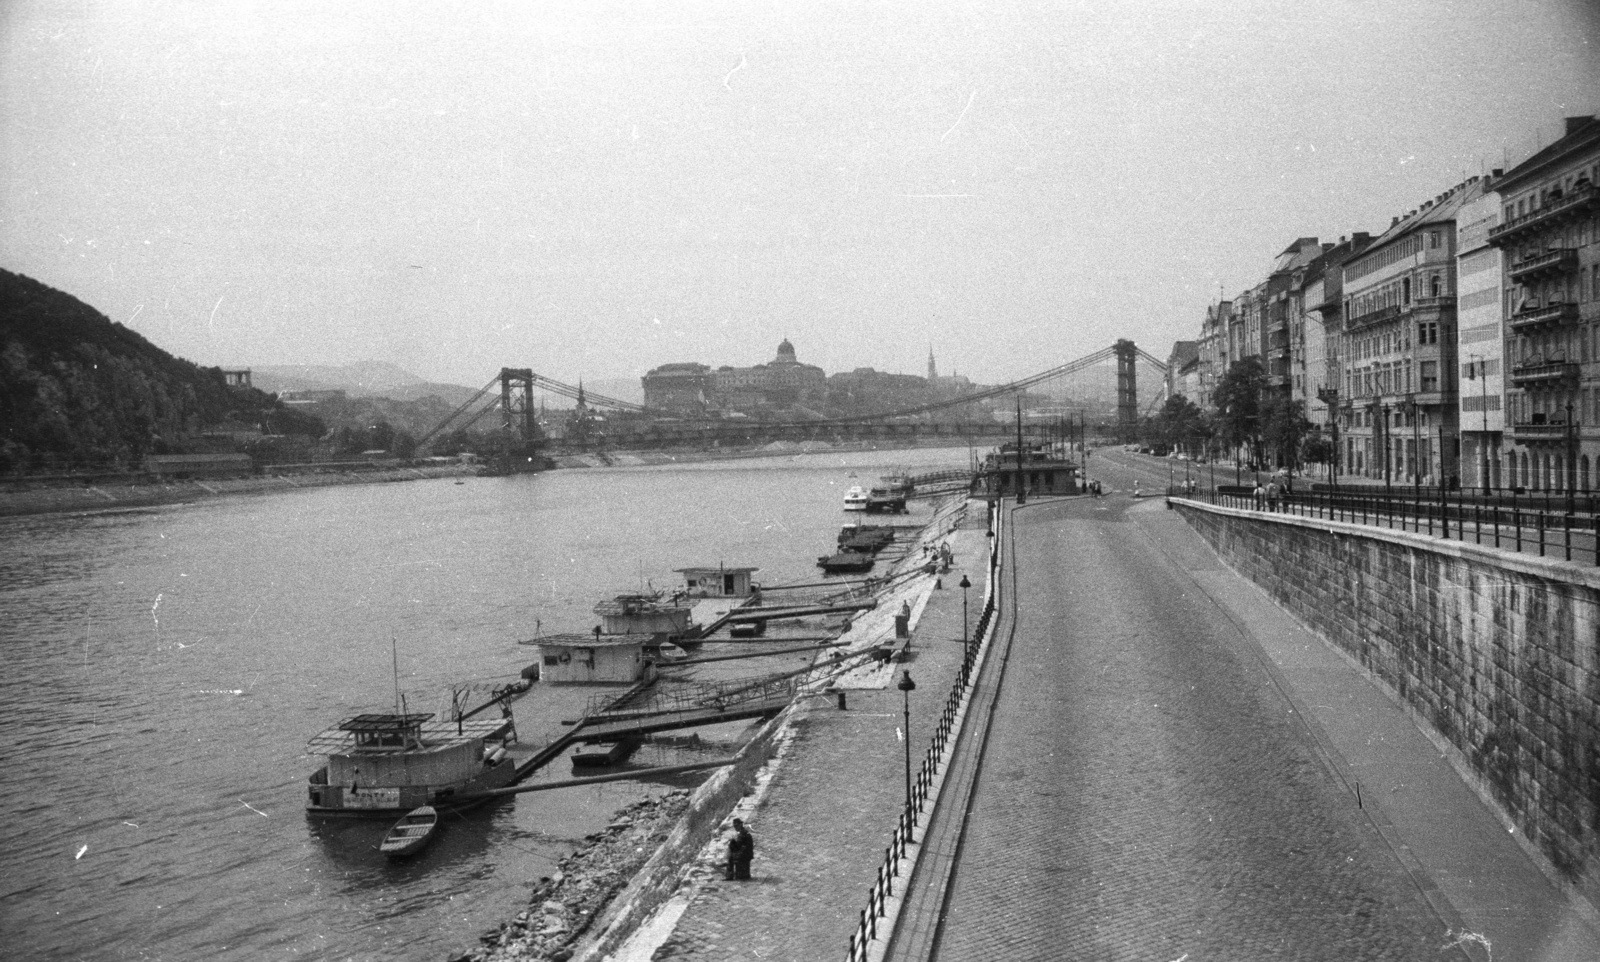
1489,181,1599,246
1407,295,1455,314
1510,361,1579,388
1346,304,1401,330
1512,420,1577,441
1508,301,1580,334
1509,248,1579,283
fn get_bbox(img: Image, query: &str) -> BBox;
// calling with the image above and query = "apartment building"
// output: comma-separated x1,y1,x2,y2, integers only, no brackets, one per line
1487,115,1600,492
1456,185,1506,490
1340,178,1484,485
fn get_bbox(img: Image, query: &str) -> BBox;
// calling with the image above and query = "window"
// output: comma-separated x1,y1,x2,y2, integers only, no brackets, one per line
1430,274,1442,297
1421,361,1439,393
1430,231,1442,249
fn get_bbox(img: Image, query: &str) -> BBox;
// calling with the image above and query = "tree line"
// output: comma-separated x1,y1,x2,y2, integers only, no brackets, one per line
1143,358,1333,472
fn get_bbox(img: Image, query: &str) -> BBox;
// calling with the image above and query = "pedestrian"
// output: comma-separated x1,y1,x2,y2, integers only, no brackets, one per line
725,818,754,880
1252,482,1265,509
1266,479,1280,511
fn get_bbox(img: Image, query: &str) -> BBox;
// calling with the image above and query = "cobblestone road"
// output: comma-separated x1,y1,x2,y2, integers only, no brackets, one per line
932,498,1459,961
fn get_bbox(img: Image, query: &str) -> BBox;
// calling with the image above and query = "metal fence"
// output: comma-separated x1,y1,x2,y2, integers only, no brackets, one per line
1173,483,1600,565
846,504,1001,962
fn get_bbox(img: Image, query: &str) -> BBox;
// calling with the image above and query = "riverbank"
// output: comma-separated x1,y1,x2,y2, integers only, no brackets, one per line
0,438,980,519
0,463,480,518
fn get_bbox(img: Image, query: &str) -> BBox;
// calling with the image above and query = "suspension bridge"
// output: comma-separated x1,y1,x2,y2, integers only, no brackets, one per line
416,340,1171,471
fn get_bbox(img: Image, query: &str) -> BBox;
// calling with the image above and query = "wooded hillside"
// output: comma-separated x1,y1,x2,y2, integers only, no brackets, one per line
0,269,318,472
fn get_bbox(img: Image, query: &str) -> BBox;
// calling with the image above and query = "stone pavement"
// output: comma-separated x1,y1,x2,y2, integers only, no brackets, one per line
1132,497,1600,962
606,488,1600,962
605,501,992,962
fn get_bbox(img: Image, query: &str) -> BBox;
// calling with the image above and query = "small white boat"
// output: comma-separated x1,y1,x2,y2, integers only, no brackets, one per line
654,642,689,661
380,805,438,858
842,485,869,511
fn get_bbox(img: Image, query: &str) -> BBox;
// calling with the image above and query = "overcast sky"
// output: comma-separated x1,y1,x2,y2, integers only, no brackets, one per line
4,0,1598,389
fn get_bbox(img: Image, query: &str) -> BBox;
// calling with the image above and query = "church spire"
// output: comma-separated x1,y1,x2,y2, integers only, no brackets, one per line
927,345,938,381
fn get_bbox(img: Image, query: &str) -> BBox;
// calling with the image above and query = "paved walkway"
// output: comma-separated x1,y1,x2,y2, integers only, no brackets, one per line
607,489,1600,962
607,501,989,962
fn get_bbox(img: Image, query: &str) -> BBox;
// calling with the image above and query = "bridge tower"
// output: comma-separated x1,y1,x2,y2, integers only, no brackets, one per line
1114,339,1138,442
499,368,538,474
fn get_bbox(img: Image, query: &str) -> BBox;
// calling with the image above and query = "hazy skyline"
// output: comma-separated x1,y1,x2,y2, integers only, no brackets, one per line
4,1,1598,390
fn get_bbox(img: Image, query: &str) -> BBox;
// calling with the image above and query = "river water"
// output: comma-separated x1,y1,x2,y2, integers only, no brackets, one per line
0,447,972,962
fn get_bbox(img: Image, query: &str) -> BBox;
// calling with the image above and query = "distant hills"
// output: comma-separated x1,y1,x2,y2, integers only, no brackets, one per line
0,268,320,472
249,362,485,407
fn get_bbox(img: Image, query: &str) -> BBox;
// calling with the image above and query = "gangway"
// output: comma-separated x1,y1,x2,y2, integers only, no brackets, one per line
575,672,801,743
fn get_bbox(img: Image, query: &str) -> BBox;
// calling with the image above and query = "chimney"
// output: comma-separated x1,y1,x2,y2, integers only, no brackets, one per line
1492,168,1504,177
1391,216,1400,226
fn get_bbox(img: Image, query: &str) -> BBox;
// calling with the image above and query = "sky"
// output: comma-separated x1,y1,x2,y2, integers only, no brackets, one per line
3,0,1598,391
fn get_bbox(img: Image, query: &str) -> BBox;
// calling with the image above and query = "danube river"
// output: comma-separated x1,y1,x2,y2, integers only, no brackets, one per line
0,447,972,962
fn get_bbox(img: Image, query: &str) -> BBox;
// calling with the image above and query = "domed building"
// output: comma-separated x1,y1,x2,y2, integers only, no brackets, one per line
713,339,827,412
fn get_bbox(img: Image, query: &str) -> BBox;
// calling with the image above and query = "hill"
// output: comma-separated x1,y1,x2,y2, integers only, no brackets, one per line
249,362,485,407
0,269,320,472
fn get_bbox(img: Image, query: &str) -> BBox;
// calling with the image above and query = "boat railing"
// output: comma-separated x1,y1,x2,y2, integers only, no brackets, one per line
584,673,799,720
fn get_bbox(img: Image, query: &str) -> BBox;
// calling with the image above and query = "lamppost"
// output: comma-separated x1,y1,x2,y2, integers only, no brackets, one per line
1567,401,1578,517
897,670,916,819
959,574,972,660
1318,387,1340,491
1409,396,1421,500
1381,402,1392,499
1466,354,1490,494
1014,396,1027,506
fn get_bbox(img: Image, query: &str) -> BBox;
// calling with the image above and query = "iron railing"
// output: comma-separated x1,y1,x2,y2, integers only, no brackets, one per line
1172,483,1600,565
846,503,1002,962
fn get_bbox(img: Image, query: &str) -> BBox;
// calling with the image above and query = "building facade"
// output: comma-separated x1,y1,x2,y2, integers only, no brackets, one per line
1340,179,1482,486
1455,186,1506,491
641,362,714,413
1487,115,1600,492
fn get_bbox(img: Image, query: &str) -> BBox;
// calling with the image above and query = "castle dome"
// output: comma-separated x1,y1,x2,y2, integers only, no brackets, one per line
775,338,797,363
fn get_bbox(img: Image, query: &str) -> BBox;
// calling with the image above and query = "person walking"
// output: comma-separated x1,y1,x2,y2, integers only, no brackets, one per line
725,818,754,880
1265,479,1281,512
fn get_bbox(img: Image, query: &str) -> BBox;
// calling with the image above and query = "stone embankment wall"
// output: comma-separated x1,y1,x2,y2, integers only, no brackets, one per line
1173,500,1600,906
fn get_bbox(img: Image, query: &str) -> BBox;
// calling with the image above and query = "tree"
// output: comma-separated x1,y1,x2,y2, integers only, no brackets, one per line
1211,358,1265,466
1151,395,1209,455
1261,395,1312,471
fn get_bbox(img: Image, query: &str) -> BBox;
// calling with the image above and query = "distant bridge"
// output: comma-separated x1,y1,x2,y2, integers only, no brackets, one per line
419,341,1170,470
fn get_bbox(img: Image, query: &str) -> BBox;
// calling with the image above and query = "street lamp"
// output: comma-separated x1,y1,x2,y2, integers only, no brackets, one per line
1376,401,1388,499
1468,355,1490,494
897,670,917,819
1409,396,1421,500
959,574,972,660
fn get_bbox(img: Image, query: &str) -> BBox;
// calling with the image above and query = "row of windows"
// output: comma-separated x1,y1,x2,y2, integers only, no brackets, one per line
1512,323,1600,367
1504,166,1600,222
1348,272,1449,319
1510,264,1600,314
1506,390,1596,424
1346,234,1425,282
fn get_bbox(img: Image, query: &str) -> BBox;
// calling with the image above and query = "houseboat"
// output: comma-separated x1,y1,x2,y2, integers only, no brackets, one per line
306,711,520,815
533,633,658,684
817,548,875,574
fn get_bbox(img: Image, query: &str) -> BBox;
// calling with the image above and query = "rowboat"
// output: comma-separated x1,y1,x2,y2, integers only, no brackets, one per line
380,805,438,858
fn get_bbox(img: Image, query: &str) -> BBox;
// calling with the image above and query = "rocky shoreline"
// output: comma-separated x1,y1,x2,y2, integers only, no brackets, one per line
454,792,693,962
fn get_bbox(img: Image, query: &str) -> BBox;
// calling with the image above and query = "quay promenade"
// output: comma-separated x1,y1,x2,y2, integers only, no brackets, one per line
601,487,1600,961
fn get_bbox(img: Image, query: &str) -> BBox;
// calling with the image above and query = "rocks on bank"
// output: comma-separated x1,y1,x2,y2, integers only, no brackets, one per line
453,791,692,962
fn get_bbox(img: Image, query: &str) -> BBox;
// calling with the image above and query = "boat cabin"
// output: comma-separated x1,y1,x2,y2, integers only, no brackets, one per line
305,712,514,812
675,566,759,598
593,594,693,638
535,634,657,685
979,448,1080,499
